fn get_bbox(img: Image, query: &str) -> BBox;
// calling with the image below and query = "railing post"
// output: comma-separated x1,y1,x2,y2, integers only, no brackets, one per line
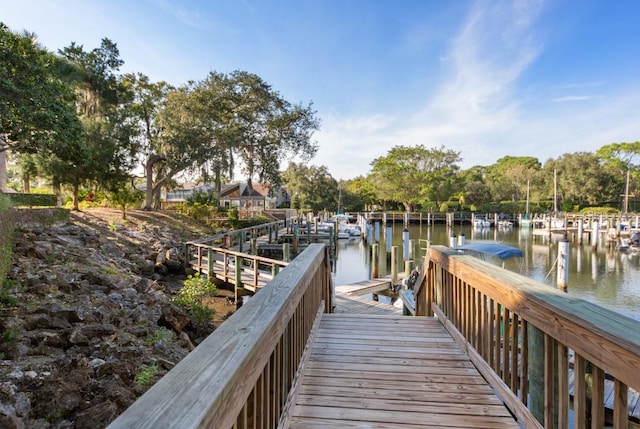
283,243,291,262
528,326,545,423
235,255,242,290
207,248,214,278
391,246,398,285
371,243,379,278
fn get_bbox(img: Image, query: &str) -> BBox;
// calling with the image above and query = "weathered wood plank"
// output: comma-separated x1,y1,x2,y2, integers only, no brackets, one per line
286,314,519,428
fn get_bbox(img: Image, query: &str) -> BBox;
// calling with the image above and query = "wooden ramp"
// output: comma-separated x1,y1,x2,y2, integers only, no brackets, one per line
286,314,518,428
335,278,393,296
334,293,401,315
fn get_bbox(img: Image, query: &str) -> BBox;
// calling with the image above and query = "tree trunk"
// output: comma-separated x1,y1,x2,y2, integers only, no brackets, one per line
143,154,166,210
152,186,162,209
72,183,80,211
0,136,7,192
144,159,154,210
22,173,31,193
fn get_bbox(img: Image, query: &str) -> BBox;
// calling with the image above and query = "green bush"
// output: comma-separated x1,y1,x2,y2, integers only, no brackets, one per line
7,193,57,207
579,206,619,215
108,186,144,219
0,197,14,290
173,273,217,332
186,190,219,206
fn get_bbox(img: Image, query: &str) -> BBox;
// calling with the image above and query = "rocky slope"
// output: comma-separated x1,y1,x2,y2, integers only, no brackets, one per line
0,208,232,428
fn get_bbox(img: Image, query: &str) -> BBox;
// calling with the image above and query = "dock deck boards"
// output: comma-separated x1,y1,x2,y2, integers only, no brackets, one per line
287,313,519,428
335,278,393,296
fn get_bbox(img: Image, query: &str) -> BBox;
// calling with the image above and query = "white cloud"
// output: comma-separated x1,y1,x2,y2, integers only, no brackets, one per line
551,95,599,103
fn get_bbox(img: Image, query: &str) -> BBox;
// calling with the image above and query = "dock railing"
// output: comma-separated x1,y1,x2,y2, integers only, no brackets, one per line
187,242,290,291
415,245,640,429
187,220,287,252
107,243,332,429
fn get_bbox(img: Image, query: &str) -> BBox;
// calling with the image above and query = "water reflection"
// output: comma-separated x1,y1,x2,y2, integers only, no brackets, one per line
333,224,640,321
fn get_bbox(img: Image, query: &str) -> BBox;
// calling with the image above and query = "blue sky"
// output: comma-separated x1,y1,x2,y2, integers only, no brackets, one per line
3,0,640,180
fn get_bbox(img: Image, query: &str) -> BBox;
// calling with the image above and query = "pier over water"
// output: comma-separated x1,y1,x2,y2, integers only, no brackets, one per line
108,227,640,428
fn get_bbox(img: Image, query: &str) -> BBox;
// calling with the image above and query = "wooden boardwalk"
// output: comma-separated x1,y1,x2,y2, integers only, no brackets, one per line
284,285,518,428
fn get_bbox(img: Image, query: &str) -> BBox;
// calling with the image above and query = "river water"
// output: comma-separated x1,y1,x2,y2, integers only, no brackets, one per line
333,223,640,322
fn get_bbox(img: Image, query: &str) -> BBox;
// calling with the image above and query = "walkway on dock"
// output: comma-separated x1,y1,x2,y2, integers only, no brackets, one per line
284,286,518,428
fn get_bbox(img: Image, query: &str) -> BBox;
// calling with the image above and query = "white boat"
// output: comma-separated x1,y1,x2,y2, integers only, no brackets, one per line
474,218,491,229
497,220,513,228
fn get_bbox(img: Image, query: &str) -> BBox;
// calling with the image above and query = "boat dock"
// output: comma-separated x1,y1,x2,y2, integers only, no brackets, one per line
110,238,640,429
285,313,518,428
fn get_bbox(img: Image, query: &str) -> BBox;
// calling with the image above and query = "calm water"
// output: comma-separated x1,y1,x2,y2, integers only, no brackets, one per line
333,224,640,321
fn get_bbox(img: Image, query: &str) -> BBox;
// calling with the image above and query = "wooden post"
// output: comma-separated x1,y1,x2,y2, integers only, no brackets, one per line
283,243,291,262
386,225,393,255
374,221,380,242
207,248,214,277
557,236,569,292
391,246,398,285
403,228,410,261
528,326,545,422
292,224,299,255
371,243,379,278
577,218,584,244
591,220,599,250
271,264,279,277
234,255,242,292
239,231,244,253
250,238,257,255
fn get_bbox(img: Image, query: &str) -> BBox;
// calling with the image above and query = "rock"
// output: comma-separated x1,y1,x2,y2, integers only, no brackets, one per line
75,401,118,429
159,304,189,332
2,208,222,427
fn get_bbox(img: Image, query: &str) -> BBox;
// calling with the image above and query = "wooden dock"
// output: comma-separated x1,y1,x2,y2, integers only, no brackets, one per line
335,278,393,296
285,313,518,428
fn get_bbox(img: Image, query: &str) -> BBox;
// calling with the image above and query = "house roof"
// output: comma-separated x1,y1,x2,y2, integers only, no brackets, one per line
220,182,270,198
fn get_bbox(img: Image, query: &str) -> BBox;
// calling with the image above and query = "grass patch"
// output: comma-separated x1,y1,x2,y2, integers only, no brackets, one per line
134,364,159,386
144,327,174,346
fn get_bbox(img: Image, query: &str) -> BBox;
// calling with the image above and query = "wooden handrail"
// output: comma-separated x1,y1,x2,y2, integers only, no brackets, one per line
416,245,640,429
187,220,286,246
107,243,332,429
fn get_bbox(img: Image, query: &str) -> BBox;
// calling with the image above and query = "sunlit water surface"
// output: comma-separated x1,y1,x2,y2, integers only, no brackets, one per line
333,224,640,322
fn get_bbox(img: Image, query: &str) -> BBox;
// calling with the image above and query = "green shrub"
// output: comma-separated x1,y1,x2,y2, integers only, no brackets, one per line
108,186,144,219
186,190,219,206
579,206,619,215
1,326,22,345
0,200,14,289
173,273,216,333
7,193,57,207
174,273,217,309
